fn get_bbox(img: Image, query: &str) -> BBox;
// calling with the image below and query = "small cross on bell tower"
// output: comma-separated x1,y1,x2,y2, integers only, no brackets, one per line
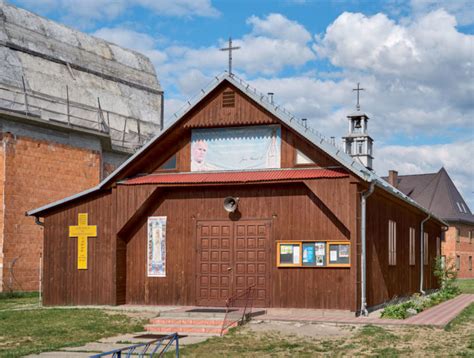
342,83,374,170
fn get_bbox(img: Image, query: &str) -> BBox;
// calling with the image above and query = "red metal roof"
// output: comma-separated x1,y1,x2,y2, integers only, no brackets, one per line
121,168,348,186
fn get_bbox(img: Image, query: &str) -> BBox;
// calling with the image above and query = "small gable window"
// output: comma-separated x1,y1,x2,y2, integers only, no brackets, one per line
295,149,315,165
158,154,177,171
222,90,235,108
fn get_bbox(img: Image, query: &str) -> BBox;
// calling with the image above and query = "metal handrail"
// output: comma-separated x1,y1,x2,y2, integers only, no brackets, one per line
220,284,256,336
89,332,179,358
0,83,157,150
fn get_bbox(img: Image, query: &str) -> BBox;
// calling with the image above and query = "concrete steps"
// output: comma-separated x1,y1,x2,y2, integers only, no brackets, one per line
145,313,239,336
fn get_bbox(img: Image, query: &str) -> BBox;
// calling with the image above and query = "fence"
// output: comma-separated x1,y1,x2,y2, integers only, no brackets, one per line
89,333,179,358
0,81,156,151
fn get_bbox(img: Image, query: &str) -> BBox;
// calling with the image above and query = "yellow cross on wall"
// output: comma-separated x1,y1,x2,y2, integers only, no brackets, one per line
69,213,97,270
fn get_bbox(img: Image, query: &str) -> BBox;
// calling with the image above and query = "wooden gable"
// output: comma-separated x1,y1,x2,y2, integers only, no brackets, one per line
183,83,278,128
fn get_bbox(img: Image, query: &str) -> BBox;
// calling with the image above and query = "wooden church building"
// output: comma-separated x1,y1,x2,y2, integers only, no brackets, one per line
28,74,445,314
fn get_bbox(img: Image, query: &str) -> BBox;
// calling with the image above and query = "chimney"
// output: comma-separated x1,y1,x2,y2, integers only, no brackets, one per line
388,170,398,188
267,92,274,104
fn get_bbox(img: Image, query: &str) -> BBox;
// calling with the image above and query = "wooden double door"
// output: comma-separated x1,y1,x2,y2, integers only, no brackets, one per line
196,220,271,307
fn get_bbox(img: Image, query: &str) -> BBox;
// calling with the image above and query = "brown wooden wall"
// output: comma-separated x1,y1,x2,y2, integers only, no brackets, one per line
43,191,114,305
120,179,356,310
366,188,441,307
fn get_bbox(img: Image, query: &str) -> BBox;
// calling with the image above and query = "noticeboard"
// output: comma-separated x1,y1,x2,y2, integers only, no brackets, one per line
277,241,350,268
302,242,327,267
277,242,302,266
328,243,350,266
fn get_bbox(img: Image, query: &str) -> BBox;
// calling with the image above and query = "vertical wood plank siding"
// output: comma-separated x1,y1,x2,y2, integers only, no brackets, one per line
123,181,354,309
43,192,114,305
366,190,441,307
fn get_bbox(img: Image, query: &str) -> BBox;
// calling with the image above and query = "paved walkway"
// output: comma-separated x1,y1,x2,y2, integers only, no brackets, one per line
259,294,474,327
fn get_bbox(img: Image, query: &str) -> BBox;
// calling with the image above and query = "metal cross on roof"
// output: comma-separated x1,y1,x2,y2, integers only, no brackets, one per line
352,82,365,111
220,37,240,76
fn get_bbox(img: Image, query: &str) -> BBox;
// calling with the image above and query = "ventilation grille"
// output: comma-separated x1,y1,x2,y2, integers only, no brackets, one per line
222,91,235,108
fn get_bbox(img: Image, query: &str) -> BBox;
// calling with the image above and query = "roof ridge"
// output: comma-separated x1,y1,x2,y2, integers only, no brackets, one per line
426,169,444,211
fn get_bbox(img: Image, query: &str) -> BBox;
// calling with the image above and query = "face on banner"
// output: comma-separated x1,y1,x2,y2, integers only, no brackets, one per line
191,125,281,171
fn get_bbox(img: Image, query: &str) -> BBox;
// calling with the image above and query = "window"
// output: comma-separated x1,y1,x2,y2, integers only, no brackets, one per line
357,141,363,154
456,227,461,243
295,149,315,165
469,230,472,244
389,220,397,266
424,232,429,266
409,227,416,266
469,256,472,271
157,154,177,171
456,255,460,271
436,236,441,257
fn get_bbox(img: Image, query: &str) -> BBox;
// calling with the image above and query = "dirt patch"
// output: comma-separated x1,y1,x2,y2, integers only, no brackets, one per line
247,320,357,339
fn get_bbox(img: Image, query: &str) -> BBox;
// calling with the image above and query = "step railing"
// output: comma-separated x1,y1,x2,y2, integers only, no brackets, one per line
220,284,256,336
89,332,179,358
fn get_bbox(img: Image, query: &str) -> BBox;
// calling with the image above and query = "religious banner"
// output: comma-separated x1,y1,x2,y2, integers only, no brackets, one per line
191,125,281,171
147,216,167,277
69,213,97,270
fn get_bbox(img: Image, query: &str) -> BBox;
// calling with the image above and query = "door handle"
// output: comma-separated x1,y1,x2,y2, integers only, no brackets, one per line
227,267,232,272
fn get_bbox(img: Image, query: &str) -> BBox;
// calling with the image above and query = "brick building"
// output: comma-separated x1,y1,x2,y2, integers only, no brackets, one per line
386,168,474,278
0,2,163,291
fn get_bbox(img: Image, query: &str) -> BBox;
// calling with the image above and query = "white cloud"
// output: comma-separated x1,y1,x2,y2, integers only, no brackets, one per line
93,27,168,65
247,13,312,43
410,0,474,26
314,10,472,92
376,141,474,210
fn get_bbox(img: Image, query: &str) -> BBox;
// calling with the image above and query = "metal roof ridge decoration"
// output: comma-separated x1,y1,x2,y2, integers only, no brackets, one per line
120,167,349,186
26,72,447,225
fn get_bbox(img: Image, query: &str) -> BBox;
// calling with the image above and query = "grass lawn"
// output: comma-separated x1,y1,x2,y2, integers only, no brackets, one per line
0,292,40,311
172,303,474,357
456,278,474,294
0,296,147,357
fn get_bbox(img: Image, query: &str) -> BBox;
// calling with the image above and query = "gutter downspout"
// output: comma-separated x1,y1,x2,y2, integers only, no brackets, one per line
360,181,375,316
420,214,430,295
32,215,44,305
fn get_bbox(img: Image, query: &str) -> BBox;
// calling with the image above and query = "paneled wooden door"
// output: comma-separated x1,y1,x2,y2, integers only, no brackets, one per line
196,220,271,307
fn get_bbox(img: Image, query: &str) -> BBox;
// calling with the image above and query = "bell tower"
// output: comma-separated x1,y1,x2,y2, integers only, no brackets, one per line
342,83,374,170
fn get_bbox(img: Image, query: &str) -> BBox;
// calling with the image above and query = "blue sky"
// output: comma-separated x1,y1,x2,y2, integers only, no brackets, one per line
10,0,474,209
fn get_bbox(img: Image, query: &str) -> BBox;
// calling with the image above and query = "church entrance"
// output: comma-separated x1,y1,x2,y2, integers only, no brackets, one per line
196,220,271,307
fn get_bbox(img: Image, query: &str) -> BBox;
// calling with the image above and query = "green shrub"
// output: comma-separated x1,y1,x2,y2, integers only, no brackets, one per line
381,257,460,319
